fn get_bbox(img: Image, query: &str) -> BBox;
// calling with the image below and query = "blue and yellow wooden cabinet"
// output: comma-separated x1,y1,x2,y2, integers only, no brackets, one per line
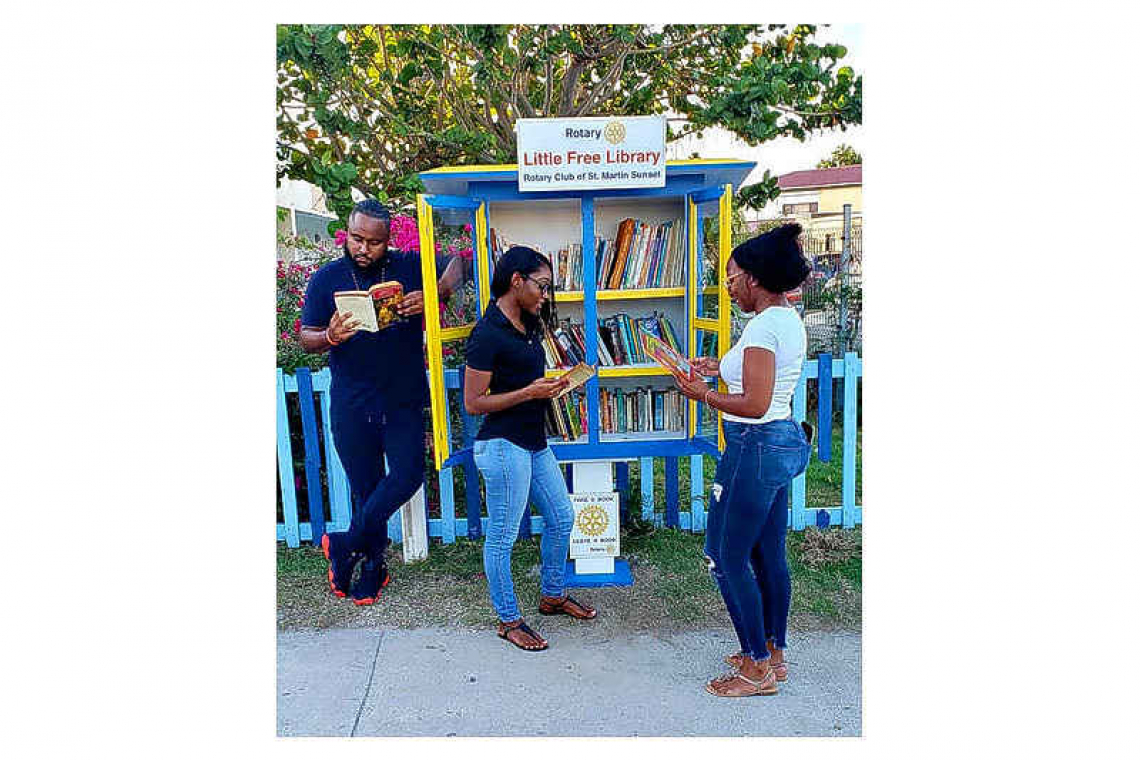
417,158,756,470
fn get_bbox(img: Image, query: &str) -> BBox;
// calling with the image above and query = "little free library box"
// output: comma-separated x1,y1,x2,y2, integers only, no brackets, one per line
416,154,755,470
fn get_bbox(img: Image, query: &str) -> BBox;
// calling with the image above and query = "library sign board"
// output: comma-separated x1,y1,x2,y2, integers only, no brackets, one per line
568,491,620,561
517,115,666,192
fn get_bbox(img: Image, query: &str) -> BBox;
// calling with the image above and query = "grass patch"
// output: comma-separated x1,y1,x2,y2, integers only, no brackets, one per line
277,525,860,634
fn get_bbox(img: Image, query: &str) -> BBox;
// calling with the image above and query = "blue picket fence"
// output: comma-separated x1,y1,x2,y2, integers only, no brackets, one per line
276,352,862,549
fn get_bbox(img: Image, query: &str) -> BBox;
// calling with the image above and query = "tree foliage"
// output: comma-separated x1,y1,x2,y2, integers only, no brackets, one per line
816,143,862,168
277,24,862,226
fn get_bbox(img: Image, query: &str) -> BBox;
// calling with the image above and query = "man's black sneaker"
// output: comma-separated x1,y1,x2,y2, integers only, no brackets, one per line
351,557,391,606
321,532,361,599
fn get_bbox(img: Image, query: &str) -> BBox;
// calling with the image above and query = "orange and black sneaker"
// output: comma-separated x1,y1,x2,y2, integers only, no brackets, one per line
321,532,361,599
351,557,391,606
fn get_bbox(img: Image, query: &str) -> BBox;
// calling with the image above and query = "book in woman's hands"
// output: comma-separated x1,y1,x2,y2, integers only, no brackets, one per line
333,281,405,331
640,331,696,381
556,362,596,397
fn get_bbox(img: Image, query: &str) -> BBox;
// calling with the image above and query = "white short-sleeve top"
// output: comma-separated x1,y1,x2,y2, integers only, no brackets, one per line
718,306,806,424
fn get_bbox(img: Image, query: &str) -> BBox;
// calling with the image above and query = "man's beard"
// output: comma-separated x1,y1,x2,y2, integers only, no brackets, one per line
344,242,378,270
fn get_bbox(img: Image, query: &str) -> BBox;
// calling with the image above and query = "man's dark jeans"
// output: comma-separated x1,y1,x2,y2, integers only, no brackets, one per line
329,399,425,560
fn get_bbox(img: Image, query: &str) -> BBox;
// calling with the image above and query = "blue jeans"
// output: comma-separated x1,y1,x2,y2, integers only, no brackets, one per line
473,438,575,623
329,400,426,560
705,418,810,661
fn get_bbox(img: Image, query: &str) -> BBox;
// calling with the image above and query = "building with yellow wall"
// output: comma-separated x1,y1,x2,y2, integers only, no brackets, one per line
767,165,862,269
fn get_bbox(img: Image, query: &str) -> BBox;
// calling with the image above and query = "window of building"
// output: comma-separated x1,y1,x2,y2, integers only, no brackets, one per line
781,202,818,216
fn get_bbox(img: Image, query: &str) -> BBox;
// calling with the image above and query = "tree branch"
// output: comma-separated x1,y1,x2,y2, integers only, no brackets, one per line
573,40,635,116
629,26,717,56
557,56,586,114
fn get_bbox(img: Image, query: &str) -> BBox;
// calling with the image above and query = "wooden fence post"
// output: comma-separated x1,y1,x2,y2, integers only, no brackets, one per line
665,457,680,528
689,454,705,532
817,352,833,462
792,366,809,530
842,352,859,529
294,368,327,545
640,457,654,523
400,485,429,561
276,369,300,548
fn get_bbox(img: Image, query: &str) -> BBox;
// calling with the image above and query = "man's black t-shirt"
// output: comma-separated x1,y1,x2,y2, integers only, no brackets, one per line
465,301,549,452
301,250,450,412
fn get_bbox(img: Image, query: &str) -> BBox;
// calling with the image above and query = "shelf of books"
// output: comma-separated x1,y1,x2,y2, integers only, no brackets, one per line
417,159,753,468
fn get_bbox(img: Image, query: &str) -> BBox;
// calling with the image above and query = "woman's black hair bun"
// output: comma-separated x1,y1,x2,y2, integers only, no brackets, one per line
730,222,811,294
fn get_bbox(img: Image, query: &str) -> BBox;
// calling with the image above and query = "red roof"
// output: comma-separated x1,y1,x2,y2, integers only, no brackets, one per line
778,165,861,190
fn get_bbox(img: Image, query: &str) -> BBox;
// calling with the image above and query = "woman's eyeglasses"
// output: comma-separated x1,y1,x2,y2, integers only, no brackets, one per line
525,275,553,295
724,271,747,288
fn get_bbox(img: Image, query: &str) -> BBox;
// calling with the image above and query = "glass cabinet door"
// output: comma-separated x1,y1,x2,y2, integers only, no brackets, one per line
418,193,487,470
686,184,733,453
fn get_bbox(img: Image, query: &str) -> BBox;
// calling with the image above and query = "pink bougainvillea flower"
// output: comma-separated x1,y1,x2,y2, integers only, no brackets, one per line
388,214,421,252
293,318,301,333
334,229,347,246
463,223,472,232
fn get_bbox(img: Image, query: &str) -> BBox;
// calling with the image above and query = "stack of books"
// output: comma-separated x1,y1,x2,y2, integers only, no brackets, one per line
545,391,587,441
541,313,683,369
552,243,585,291
598,312,683,367
541,320,589,369
596,218,686,290
599,386,685,434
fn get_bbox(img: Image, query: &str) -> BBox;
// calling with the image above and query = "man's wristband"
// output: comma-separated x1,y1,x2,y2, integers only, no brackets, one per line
325,327,342,346
704,389,714,407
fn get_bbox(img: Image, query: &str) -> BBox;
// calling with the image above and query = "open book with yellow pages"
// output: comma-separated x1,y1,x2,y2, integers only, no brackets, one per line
555,362,596,398
639,331,696,381
333,281,405,332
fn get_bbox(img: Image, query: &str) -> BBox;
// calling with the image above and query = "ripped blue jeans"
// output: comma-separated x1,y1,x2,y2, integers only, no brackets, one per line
473,438,575,624
704,418,810,661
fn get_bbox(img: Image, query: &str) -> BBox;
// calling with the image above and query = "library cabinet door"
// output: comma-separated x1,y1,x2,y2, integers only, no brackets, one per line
417,193,491,470
686,184,733,454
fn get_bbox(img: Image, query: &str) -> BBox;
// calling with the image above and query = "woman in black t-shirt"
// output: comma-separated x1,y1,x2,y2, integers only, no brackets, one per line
464,246,598,651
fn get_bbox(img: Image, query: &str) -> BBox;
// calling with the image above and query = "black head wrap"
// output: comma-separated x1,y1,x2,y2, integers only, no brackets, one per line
730,223,811,293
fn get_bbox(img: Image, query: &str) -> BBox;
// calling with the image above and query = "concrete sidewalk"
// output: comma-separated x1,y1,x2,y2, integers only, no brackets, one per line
277,625,861,737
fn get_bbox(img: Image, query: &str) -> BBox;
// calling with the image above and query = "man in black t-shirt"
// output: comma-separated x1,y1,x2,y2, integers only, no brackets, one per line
299,199,462,605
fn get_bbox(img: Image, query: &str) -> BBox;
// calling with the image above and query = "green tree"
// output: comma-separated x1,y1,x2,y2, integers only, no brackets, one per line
816,143,862,168
277,24,862,226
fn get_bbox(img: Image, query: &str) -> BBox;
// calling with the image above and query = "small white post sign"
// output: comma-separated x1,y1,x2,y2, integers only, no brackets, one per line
568,491,620,573
516,115,666,192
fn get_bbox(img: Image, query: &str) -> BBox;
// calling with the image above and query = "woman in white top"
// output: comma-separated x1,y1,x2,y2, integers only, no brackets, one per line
672,223,813,698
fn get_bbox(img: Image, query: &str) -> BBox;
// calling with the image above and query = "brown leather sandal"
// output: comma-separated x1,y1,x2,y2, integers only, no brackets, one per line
725,646,787,681
497,620,548,651
767,642,788,682
538,594,597,620
705,666,778,697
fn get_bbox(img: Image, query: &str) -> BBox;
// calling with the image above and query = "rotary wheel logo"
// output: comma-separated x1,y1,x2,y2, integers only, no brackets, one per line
603,121,626,145
576,504,609,536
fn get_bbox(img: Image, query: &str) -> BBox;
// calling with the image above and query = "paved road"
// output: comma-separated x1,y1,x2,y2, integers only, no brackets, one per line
277,625,861,737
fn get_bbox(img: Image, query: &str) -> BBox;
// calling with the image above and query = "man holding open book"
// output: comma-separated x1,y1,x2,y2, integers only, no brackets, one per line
299,199,463,605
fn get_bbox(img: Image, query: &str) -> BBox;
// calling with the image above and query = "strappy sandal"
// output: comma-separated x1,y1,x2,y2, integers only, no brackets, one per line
725,649,787,682
538,594,597,620
497,620,548,651
705,667,778,697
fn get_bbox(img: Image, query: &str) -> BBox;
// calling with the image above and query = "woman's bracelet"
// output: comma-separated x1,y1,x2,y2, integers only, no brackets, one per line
703,389,714,407
325,327,342,346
